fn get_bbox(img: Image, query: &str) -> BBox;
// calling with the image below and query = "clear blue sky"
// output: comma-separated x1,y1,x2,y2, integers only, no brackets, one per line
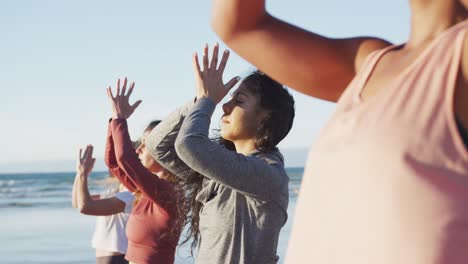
1,0,410,171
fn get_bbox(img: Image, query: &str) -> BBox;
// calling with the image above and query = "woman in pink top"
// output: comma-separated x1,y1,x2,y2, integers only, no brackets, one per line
211,0,468,263
104,78,187,264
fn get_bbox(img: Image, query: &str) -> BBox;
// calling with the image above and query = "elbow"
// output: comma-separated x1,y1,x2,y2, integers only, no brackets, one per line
78,203,90,214
174,135,193,162
211,17,235,44
210,8,245,45
78,202,98,215
211,8,270,45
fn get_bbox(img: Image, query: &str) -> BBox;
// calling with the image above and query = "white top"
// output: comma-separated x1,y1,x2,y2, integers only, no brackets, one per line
91,187,134,254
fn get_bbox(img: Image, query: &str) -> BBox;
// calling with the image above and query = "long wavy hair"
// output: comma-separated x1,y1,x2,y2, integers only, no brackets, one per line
181,70,295,254
133,120,190,239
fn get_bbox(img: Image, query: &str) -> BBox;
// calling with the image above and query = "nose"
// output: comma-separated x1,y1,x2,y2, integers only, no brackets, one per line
136,144,143,154
222,99,234,115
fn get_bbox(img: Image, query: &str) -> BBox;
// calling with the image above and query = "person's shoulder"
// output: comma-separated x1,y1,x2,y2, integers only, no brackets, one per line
354,37,392,73
251,149,284,166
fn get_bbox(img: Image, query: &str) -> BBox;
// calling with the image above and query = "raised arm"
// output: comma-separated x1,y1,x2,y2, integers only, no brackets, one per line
211,0,391,102
75,145,126,216
174,45,287,200
111,118,173,203
106,78,173,204
145,100,196,180
175,98,287,200
104,121,138,192
72,171,79,208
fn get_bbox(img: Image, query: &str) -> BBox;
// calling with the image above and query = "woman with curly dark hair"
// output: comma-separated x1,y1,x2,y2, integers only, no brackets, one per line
146,44,295,264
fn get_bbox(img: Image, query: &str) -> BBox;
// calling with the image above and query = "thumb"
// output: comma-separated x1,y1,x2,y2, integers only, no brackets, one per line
131,100,142,111
225,76,241,91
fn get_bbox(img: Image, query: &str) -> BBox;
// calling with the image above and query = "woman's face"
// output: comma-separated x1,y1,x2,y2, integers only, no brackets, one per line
136,130,162,173
220,84,268,142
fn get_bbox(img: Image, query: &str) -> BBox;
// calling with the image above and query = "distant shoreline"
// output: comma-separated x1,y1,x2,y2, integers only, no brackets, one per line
0,147,310,174
0,167,305,176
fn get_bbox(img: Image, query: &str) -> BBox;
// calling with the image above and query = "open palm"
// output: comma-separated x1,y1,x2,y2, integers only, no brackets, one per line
106,77,142,120
193,43,240,104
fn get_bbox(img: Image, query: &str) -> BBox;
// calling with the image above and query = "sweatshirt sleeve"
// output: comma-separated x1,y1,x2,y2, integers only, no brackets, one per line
110,118,173,204
145,100,196,180
104,121,138,192
174,97,288,201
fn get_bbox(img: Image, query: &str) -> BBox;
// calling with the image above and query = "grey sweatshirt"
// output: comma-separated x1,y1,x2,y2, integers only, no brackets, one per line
146,98,289,264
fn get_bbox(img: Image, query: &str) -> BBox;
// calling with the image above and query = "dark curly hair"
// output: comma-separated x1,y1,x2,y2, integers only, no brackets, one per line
242,71,295,152
134,120,189,241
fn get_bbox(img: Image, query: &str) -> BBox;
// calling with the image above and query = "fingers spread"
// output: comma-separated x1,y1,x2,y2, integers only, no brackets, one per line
121,77,128,96
127,81,135,97
203,44,209,72
225,76,241,91
116,79,121,97
217,50,230,74
210,43,219,70
88,145,94,157
193,53,202,76
131,100,142,111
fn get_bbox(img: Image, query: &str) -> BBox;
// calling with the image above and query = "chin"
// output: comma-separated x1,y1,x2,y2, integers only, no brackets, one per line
220,129,232,141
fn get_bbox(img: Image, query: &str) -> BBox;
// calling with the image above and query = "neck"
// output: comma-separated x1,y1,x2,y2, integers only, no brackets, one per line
407,0,466,47
234,139,258,155
154,170,164,179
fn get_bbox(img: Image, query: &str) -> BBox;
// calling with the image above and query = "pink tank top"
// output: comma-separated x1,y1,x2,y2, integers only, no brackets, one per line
286,20,468,264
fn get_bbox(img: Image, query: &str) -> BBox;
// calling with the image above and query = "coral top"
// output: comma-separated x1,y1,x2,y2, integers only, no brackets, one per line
286,20,468,263
105,119,182,264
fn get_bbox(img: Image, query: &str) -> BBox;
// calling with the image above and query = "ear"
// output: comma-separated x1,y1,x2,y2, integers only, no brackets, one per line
153,160,165,174
255,108,271,123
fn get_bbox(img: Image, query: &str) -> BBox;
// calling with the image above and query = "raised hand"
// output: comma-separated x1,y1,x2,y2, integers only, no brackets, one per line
77,145,96,177
193,43,240,104
106,77,142,120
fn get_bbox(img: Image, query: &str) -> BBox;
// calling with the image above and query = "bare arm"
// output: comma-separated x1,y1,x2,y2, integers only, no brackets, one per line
71,173,79,208
75,173,125,216
75,145,126,216
211,0,391,102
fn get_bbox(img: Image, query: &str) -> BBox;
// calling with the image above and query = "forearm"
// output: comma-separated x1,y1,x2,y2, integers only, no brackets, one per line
175,98,285,199
148,100,195,179
105,121,138,192
111,119,169,202
75,173,94,212
71,174,79,208
104,121,119,168
211,0,268,41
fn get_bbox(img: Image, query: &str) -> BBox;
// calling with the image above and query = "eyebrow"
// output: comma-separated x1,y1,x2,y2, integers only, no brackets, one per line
232,91,249,98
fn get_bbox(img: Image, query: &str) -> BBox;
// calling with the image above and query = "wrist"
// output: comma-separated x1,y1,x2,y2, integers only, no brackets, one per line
76,172,89,178
197,95,218,104
112,115,126,120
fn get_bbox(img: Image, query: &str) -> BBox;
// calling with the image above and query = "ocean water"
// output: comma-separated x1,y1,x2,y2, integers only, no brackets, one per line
0,168,303,264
